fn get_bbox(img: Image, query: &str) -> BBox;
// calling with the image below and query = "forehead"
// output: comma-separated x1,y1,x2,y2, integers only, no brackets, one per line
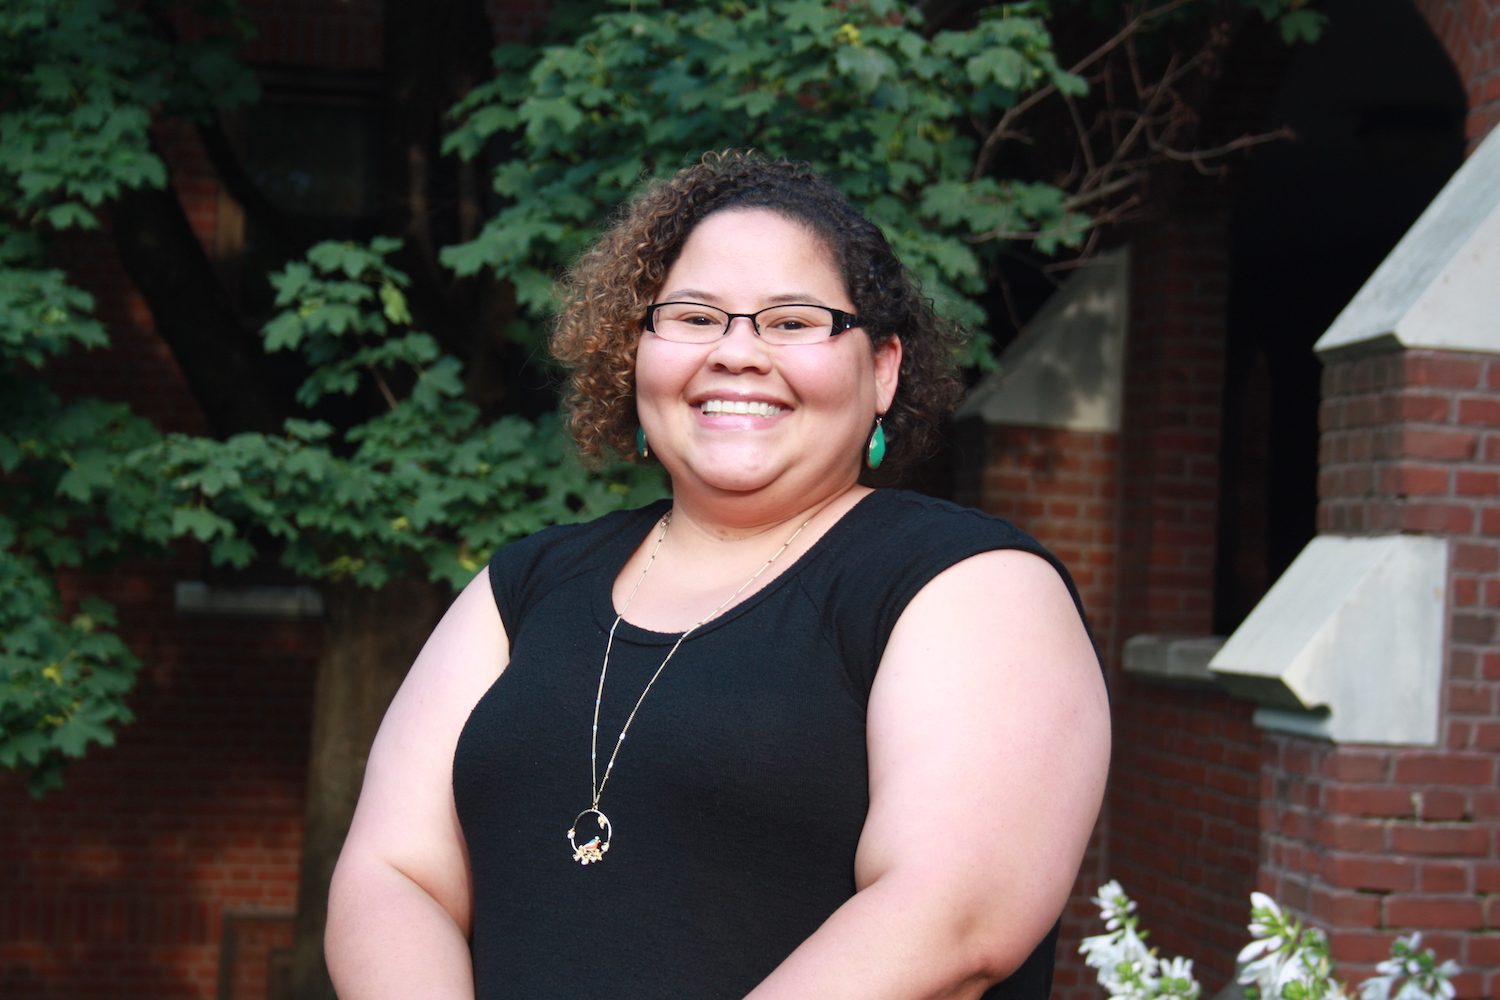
663,208,846,299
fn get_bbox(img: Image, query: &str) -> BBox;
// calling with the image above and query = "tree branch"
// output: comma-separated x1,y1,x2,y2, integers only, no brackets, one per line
107,180,293,436
971,0,1198,181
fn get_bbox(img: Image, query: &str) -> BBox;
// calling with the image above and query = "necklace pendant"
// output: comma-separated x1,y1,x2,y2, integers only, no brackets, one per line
567,807,613,865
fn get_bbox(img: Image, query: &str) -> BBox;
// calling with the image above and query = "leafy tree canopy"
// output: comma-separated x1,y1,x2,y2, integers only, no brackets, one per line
1,0,1318,795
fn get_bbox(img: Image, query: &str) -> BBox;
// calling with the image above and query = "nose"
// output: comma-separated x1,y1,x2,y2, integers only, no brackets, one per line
707,314,772,372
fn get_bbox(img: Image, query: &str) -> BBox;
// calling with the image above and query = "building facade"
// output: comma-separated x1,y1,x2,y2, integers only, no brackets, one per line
4,0,1500,997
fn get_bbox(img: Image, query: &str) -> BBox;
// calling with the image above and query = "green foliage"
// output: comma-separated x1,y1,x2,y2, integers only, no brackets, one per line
0,233,160,796
0,0,258,229
443,0,1092,368
112,241,669,592
0,0,1323,792
442,0,1321,370
1240,0,1329,44
0,555,139,798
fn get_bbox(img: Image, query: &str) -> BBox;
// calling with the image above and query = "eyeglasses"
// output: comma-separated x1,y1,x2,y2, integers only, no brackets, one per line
644,302,861,346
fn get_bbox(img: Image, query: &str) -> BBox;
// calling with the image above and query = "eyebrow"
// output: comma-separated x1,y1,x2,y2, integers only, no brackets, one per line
659,290,834,307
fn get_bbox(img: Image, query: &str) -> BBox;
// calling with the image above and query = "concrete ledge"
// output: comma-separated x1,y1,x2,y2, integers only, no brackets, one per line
1208,534,1447,745
175,581,325,618
956,248,1128,432
1315,127,1500,360
1122,634,1226,687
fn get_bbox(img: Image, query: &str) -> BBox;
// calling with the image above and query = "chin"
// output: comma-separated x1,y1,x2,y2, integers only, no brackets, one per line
675,451,786,494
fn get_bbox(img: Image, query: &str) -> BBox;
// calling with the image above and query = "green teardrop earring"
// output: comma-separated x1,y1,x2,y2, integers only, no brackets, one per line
636,426,650,459
866,416,886,470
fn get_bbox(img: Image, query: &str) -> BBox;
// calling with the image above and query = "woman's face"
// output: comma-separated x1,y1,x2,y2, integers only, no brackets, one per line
634,208,901,505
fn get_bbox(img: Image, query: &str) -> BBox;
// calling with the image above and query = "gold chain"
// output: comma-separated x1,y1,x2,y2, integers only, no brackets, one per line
568,508,814,865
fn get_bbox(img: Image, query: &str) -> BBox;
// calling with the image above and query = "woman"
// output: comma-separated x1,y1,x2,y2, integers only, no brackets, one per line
326,154,1110,1000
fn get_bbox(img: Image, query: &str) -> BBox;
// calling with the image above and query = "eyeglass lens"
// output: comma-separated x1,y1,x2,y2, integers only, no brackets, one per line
650,303,843,344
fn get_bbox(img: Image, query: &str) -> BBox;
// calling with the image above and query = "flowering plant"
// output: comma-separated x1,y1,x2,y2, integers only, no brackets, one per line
1081,883,1460,1000
1079,881,1201,1000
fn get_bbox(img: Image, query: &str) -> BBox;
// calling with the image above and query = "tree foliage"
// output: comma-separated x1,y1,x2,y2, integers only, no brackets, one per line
116,239,668,594
1,0,1319,795
444,0,1093,363
443,0,1321,364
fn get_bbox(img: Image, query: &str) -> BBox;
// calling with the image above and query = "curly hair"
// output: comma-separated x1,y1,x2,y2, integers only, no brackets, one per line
551,151,966,482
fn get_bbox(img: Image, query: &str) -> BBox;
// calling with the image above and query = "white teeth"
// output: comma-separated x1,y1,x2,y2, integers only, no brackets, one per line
700,399,782,417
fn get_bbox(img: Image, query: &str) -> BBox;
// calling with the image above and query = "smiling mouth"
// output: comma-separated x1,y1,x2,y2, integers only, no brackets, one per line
699,399,784,417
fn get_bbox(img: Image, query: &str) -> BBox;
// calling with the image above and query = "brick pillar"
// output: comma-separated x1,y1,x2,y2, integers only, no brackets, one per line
1256,347,1500,997
1410,0,1500,144
1116,215,1228,640
965,424,1119,656
1099,214,1264,993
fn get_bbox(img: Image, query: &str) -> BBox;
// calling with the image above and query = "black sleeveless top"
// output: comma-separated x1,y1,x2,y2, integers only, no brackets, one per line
453,489,1087,1000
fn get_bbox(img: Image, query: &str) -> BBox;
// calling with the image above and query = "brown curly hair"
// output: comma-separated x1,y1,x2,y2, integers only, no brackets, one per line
551,151,966,481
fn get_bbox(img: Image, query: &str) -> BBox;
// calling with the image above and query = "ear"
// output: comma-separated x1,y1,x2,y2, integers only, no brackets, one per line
872,336,902,413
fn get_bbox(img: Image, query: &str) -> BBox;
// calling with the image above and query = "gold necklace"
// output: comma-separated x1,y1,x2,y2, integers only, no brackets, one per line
568,508,814,865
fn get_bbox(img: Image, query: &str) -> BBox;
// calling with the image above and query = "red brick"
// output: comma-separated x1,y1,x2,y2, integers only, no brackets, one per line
1419,862,1471,893
1452,543,1498,572
1456,470,1500,496
1324,784,1415,818
1327,929,1401,964
1450,613,1497,643
1477,862,1500,893
1460,397,1500,426
1386,463,1451,496
1400,502,1474,533
1394,753,1495,785
1408,355,1484,389
1398,428,1478,461
1327,752,1391,782
1447,683,1492,714
1454,575,1479,606
1322,853,1415,892
1419,789,1470,821
1390,823,1491,856
1397,393,1453,422
1311,887,1382,927
1472,788,1500,819
1318,817,1388,852
1468,935,1500,966
1383,895,1485,929
1475,723,1500,752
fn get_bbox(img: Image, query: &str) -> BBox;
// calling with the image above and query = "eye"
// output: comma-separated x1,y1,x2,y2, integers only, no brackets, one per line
658,304,725,326
759,306,832,332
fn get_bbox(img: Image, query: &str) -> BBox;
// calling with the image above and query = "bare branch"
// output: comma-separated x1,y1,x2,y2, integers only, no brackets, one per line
971,0,1199,181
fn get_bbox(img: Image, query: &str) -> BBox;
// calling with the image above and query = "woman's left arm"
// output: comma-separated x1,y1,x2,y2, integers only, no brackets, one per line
746,548,1111,1000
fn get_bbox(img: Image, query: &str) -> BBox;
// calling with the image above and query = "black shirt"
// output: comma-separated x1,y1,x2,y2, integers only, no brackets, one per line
453,489,1086,999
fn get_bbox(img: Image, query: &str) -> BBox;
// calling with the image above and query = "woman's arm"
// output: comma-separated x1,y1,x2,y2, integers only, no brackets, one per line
325,568,508,1000
745,548,1111,1000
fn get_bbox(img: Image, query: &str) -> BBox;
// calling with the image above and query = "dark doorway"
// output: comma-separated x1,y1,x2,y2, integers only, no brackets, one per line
1214,0,1466,633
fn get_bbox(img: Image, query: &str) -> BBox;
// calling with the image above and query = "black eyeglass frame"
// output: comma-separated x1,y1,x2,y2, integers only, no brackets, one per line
643,301,862,342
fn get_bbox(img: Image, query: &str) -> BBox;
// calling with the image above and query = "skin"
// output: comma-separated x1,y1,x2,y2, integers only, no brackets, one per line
325,208,1111,1000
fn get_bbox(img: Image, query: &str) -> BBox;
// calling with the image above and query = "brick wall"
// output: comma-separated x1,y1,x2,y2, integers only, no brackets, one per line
0,558,319,999
1260,738,1498,997
1250,347,1500,997
1412,0,1500,143
1116,216,1229,642
959,424,1119,657
1109,683,1261,993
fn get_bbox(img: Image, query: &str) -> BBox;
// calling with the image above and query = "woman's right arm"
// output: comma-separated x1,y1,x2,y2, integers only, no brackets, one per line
325,567,508,1000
